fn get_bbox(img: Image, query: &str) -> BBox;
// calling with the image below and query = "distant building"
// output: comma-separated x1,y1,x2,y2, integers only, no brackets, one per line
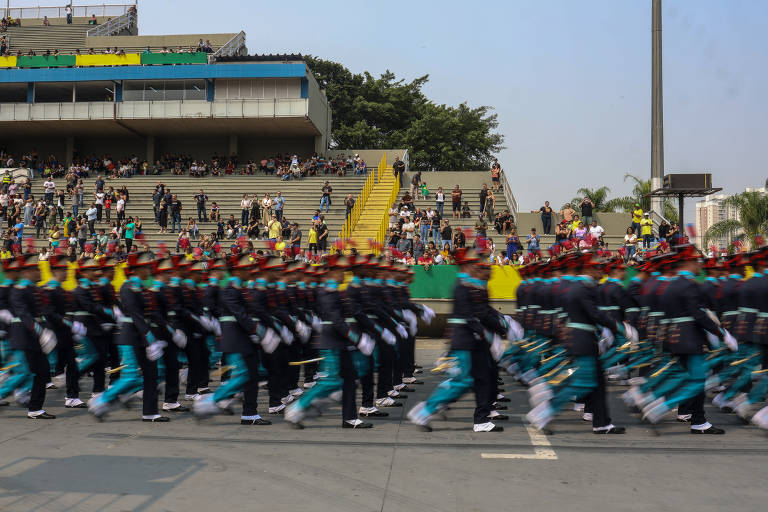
695,187,766,249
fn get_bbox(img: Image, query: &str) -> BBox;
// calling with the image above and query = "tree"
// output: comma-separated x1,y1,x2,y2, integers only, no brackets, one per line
703,190,768,250
604,173,678,222
305,56,504,171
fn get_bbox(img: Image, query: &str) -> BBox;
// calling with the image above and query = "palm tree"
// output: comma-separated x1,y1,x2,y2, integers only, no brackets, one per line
703,190,768,250
570,186,613,212
604,173,678,222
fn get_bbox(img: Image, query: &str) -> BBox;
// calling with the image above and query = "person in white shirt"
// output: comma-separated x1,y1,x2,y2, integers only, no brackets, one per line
388,203,399,229
241,194,252,226
94,190,105,222
588,220,605,244
43,178,56,203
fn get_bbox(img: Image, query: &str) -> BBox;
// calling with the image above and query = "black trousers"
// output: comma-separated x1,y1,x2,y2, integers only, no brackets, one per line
163,342,180,404
242,351,262,416
338,349,358,421
376,343,396,399
25,350,50,412
286,342,302,390
264,344,289,407
57,336,80,399
360,355,375,408
134,345,159,416
581,357,612,428
184,336,207,395
470,349,493,424
542,216,552,235
91,335,111,394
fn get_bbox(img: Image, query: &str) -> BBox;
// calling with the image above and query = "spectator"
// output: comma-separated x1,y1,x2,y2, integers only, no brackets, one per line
430,210,441,246
115,194,126,224
441,220,453,250
388,202,399,230
624,227,638,262
344,193,355,220
267,215,280,242
631,203,643,236
124,217,136,252
209,201,220,222
490,159,501,192
170,194,182,233
410,171,422,198
658,219,670,241
194,189,208,221
539,201,554,235
420,181,430,200
479,184,488,217
461,201,472,219
43,177,55,203
66,4,73,24
94,188,105,222
94,174,105,192
453,226,466,249
579,196,594,226
187,218,199,240
157,200,168,233
307,222,318,255
320,181,332,213
555,221,569,244
402,215,415,251
392,156,405,187
484,190,495,222
506,229,520,261
290,222,302,254
412,234,425,260
85,203,97,235
641,212,654,248
316,217,328,253
573,222,587,240
261,193,272,221
527,228,540,255
589,220,605,245
451,185,462,219
560,203,576,224
240,193,251,226
273,191,285,221
435,186,445,217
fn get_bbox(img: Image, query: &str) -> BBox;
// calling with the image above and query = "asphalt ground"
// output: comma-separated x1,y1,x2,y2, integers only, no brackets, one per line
1,339,767,512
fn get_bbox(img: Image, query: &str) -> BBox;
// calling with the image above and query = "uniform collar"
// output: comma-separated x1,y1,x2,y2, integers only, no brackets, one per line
228,276,242,288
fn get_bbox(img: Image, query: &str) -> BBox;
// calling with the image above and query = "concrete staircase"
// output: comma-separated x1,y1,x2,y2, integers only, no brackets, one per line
25,174,368,253
347,164,396,251
4,25,91,54
514,211,632,252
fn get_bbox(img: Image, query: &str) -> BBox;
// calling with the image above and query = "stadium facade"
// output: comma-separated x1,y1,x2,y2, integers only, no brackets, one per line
0,3,331,165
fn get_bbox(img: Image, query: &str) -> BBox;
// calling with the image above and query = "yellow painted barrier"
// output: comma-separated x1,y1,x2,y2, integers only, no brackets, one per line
488,265,521,300
37,260,127,291
75,53,141,67
0,56,18,68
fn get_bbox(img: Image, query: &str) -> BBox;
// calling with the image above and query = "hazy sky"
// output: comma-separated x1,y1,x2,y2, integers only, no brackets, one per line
14,0,767,212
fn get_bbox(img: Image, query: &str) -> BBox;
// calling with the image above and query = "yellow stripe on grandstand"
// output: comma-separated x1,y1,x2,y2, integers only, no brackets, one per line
0,56,17,68
76,54,141,67
488,265,521,300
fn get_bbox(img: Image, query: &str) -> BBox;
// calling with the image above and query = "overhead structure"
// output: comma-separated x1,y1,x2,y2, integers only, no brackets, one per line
648,173,721,229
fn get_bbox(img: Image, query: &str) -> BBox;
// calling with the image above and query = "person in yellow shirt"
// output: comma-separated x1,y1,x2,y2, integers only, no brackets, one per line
308,224,318,255
268,215,281,241
274,236,286,254
631,203,643,236
640,212,654,248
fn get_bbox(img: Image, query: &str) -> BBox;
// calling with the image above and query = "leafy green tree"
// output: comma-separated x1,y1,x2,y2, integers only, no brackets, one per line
305,56,504,171
569,186,613,212
604,173,678,222
703,190,768,250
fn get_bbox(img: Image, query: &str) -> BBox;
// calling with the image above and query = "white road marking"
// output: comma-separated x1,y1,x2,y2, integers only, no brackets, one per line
481,425,558,460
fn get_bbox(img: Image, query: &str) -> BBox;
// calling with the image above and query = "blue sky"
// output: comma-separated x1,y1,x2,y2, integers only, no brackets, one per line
15,0,767,212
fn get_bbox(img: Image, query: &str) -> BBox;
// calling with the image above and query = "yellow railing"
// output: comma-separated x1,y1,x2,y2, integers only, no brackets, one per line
374,156,399,254
332,159,378,253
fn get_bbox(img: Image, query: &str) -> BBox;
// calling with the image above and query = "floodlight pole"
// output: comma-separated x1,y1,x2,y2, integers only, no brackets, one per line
651,0,665,216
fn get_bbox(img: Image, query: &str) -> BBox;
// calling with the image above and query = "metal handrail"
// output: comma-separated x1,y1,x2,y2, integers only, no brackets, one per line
4,3,134,20
86,9,136,37
375,155,399,255
208,30,246,63
647,209,670,238
499,167,518,218
334,162,376,253
402,149,410,173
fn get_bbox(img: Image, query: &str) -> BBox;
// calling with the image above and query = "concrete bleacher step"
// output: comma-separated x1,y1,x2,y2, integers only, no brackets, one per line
25,175,369,252
4,25,91,54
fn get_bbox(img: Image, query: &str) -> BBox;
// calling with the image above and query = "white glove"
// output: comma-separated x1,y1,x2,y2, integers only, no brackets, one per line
71,321,87,338
296,321,311,343
146,340,167,361
382,328,397,346
623,322,639,344
598,327,615,355
112,306,123,321
39,328,58,354
172,328,188,348
723,329,738,352
212,319,222,337
419,305,436,324
490,334,505,362
260,328,280,354
311,314,322,331
100,322,115,332
198,315,215,333
358,333,375,356
403,309,418,336
280,325,294,345
706,331,721,348
0,309,14,324
396,323,408,339
505,316,524,341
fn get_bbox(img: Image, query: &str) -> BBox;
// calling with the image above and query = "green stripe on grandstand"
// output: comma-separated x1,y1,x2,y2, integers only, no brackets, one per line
17,55,78,68
140,52,209,65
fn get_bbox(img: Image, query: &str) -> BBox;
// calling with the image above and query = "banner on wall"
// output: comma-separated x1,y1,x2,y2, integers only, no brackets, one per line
409,265,520,300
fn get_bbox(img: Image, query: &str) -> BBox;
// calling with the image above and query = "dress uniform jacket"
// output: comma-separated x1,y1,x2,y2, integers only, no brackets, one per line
9,280,42,351
117,277,153,347
562,277,618,356
219,278,259,355
660,272,721,355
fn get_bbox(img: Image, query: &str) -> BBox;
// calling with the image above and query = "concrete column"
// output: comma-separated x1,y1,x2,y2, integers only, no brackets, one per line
228,134,238,157
65,136,74,167
146,135,155,164
26,82,34,103
651,0,664,214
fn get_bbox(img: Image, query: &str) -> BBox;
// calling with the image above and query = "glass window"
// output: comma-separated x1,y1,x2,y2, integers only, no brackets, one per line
185,80,206,100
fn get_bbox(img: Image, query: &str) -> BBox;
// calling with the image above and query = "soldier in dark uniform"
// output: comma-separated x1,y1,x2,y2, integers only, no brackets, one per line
642,246,735,433
89,252,170,422
408,249,504,433
44,256,86,408
9,254,58,419
285,255,375,429
193,254,276,424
